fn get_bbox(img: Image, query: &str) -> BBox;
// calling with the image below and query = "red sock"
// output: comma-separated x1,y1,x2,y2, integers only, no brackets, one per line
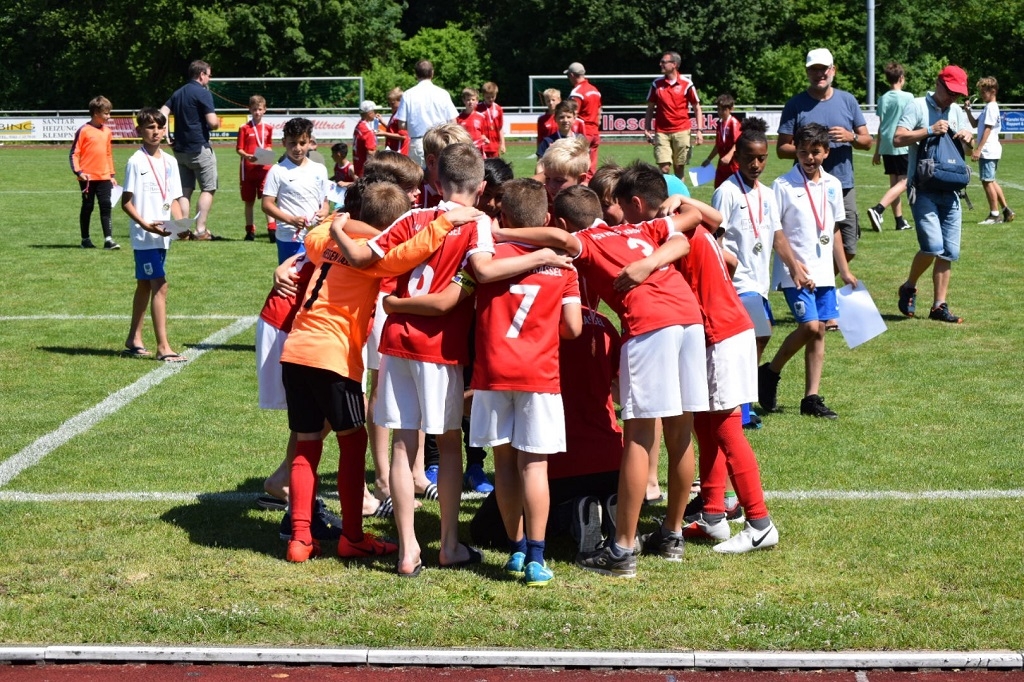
245,224,255,234
336,427,368,543
693,413,727,515
267,221,277,232
714,411,769,521
290,439,323,544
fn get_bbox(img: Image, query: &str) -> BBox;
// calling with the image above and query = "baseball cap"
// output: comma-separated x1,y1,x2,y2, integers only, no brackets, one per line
563,62,586,76
938,65,969,96
359,100,377,113
805,48,834,68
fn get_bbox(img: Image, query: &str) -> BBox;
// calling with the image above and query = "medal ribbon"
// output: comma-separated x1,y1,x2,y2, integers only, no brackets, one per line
142,147,168,206
735,172,763,240
799,167,827,237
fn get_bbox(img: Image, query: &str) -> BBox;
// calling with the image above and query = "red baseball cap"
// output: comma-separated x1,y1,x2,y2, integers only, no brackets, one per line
938,65,969,96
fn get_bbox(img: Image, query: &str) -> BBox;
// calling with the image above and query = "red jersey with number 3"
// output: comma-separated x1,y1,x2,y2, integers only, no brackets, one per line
573,218,702,340
674,224,754,344
371,203,494,365
470,242,581,393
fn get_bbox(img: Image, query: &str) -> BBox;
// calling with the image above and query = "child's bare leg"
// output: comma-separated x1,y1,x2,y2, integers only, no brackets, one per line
769,321,817,375
520,450,550,543
126,280,151,349
412,431,430,494
802,321,827,397
755,335,771,364
492,443,523,542
616,418,657,550
646,418,663,501
437,428,473,565
982,180,999,213
149,278,174,356
244,199,255,227
366,370,391,500
264,430,297,501
660,413,695,532
881,175,907,218
389,428,421,574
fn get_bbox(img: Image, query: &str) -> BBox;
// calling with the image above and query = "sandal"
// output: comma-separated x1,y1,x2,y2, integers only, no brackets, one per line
366,496,394,518
121,344,151,358
156,352,187,363
415,483,438,501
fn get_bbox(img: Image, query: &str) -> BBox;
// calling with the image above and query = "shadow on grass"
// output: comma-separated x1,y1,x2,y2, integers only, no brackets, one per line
29,244,91,249
39,345,127,358
187,342,255,353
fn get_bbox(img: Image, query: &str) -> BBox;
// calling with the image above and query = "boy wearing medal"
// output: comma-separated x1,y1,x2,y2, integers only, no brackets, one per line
760,123,857,419
236,95,276,242
121,107,187,363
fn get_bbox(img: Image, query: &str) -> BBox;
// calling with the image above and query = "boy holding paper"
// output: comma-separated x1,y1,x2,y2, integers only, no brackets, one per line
237,95,276,241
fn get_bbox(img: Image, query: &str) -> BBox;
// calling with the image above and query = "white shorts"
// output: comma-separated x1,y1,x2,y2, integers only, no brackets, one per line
375,355,463,434
365,292,387,371
469,390,565,454
256,319,288,410
707,329,758,411
619,324,709,419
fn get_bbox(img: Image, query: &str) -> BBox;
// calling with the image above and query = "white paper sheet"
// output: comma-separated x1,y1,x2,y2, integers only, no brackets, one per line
253,148,277,166
166,214,198,241
688,164,717,187
836,282,887,349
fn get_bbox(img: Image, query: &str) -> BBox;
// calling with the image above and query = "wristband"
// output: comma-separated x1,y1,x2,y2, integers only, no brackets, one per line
927,126,933,136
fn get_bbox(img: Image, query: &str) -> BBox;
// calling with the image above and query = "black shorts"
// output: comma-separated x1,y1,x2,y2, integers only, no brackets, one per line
282,362,365,434
882,154,909,176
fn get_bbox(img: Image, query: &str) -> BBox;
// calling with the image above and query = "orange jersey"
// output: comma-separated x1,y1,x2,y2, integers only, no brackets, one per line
69,122,114,180
280,214,457,381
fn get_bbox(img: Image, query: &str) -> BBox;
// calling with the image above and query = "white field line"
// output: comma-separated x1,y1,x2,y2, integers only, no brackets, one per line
1,488,1022,504
0,316,257,488
0,314,248,321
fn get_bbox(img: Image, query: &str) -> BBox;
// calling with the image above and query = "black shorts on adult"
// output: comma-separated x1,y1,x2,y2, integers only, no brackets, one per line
281,362,365,434
882,154,909,176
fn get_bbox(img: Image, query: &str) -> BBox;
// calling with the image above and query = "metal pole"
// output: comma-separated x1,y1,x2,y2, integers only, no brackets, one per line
867,0,876,108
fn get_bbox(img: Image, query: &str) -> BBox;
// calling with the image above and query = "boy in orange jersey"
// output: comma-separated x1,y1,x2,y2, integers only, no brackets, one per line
71,95,118,250
236,95,276,241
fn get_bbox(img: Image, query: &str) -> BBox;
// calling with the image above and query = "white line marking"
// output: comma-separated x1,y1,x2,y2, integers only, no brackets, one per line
1,488,1022,504
0,314,249,321
0,316,257,488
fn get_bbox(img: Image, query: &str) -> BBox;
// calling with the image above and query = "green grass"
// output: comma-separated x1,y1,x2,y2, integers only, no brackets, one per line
0,140,1022,650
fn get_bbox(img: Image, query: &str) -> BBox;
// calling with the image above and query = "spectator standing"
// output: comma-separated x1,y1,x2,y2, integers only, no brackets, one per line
565,62,602,178
867,62,915,232
644,51,704,180
393,60,459,167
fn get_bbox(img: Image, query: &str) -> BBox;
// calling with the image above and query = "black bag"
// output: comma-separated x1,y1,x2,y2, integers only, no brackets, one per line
915,131,971,193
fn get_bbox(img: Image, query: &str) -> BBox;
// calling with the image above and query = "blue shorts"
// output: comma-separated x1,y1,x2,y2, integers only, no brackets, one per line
979,158,998,182
911,190,961,262
134,249,167,280
277,238,303,264
783,286,838,324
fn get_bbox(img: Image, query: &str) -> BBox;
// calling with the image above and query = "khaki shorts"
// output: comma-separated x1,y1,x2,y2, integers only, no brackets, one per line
175,145,218,192
654,130,692,167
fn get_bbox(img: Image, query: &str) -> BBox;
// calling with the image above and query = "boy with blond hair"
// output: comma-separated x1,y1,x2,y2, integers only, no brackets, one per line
457,88,489,152
419,123,473,209
237,95,276,241
967,77,1014,224
478,81,506,158
71,95,118,250
536,136,590,205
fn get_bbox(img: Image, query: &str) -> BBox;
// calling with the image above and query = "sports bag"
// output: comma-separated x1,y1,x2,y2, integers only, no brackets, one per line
915,131,971,193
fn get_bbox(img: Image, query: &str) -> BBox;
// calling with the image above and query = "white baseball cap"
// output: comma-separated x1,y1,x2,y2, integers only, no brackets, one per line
359,100,377,113
805,48,834,68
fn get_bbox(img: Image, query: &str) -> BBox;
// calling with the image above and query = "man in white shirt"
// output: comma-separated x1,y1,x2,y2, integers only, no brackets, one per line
393,60,459,167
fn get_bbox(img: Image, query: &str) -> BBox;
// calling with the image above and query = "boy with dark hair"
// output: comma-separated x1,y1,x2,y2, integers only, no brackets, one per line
331,142,355,185
699,93,742,188
537,101,581,159
237,95,276,241
867,62,914,232
71,95,118,250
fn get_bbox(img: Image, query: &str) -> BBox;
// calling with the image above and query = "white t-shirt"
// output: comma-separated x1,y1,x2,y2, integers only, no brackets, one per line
977,100,1002,160
771,165,845,289
394,79,459,138
124,147,183,251
713,173,782,297
263,157,329,242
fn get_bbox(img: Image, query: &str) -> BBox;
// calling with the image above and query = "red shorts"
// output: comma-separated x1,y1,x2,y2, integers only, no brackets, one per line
240,166,270,203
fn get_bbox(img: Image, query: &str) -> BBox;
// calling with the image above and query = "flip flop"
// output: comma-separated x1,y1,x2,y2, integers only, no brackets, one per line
156,353,187,363
121,345,151,358
439,544,483,570
256,494,287,511
396,561,423,578
415,483,438,501
825,323,841,332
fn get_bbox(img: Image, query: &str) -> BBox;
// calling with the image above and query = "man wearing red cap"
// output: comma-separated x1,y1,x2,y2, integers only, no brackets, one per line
893,65,974,324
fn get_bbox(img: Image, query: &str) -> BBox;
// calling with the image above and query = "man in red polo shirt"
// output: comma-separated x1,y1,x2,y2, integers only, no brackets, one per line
644,51,704,180
565,62,602,179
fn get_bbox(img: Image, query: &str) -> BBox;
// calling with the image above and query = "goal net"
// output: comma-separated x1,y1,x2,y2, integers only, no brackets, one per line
209,77,365,113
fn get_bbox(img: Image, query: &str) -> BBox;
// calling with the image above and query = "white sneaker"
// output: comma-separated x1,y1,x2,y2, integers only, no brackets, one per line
978,215,1002,225
867,207,883,232
714,520,779,554
682,514,731,541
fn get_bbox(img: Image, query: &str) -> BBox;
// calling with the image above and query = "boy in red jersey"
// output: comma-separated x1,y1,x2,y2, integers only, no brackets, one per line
70,95,118,250
565,62,602,178
478,81,506,158
353,100,379,177
493,178,707,578
330,142,355,185
236,95,276,241
456,88,489,152
381,87,410,155
699,94,742,188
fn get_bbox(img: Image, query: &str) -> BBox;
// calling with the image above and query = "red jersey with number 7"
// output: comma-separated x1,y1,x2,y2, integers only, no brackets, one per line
469,242,581,393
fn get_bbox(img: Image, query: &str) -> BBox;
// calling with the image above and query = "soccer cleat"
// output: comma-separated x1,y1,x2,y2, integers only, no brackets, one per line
683,495,704,523
576,540,637,578
424,464,439,486
1003,207,1015,223
463,463,494,494
714,520,779,554
504,551,526,576
244,232,256,241
726,497,745,523
81,238,96,249
279,499,344,542
743,412,763,430
103,239,121,250
928,303,963,324
800,394,838,419
571,496,605,553
898,283,917,317
268,229,277,243
337,532,398,558
757,363,781,413
639,529,685,561
867,206,883,232
285,539,321,563
523,561,554,587
682,514,731,541
895,217,912,231
978,215,1002,225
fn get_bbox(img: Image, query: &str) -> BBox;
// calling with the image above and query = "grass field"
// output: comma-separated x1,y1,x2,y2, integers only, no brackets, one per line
0,139,1022,651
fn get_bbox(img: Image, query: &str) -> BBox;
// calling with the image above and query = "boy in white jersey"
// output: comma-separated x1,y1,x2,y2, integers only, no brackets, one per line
759,123,857,420
966,77,1014,225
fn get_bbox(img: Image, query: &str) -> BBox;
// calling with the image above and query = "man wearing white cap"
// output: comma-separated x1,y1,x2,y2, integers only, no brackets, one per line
893,65,973,324
353,100,379,177
394,60,459,167
777,48,872,287
565,62,602,178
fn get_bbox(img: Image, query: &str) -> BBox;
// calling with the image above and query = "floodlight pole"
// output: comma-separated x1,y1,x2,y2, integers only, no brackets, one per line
867,0,876,109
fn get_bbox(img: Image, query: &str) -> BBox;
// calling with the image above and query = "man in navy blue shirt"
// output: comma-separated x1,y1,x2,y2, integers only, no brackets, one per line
161,60,222,240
